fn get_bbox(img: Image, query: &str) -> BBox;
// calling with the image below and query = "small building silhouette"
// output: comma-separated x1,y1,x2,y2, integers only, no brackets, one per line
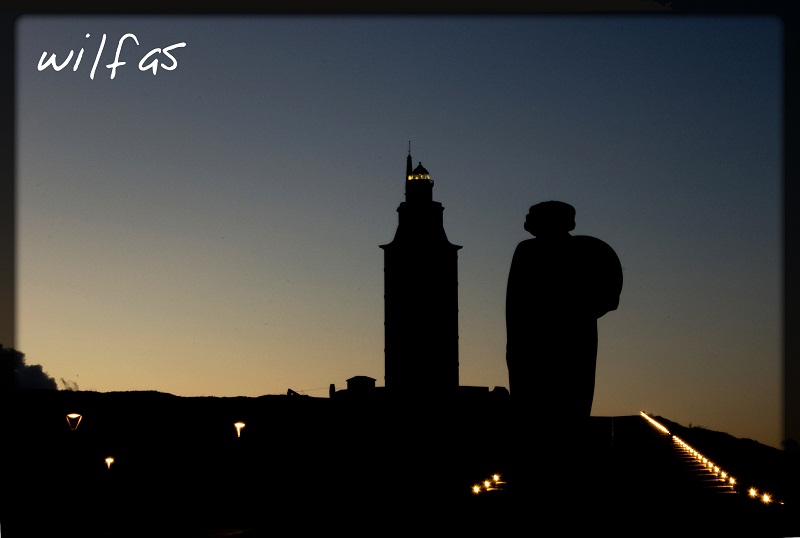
346,375,376,394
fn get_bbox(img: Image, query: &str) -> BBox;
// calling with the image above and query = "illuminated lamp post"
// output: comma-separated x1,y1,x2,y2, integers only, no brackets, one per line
105,457,114,469
66,413,82,430
234,421,245,438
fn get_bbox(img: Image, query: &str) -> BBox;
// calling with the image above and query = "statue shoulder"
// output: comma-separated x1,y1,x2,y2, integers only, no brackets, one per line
572,234,612,248
515,238,537,249
573,235,620,259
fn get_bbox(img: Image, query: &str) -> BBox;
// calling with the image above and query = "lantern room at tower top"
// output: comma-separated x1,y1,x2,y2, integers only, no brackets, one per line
405,150,434,204
408,162,430,181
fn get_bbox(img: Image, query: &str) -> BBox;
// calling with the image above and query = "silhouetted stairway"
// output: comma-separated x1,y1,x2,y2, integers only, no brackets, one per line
593,415,789,534
593,415,737,495
463,414,791,536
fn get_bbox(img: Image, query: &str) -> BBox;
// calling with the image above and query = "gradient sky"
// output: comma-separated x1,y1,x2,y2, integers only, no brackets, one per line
15,15,784,449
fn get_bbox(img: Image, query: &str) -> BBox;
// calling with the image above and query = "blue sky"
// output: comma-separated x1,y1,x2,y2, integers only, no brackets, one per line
15,14,784,448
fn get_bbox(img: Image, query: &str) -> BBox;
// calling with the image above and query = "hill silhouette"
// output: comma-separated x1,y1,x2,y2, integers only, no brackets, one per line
0,389,796,537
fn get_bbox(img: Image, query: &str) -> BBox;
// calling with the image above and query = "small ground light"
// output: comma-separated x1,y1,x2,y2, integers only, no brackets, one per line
234,421,245,437
66,413,82,430
471,474,505,494
105,457,114,469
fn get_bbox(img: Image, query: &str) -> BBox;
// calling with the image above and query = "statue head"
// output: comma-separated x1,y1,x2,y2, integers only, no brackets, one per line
524,201,576,238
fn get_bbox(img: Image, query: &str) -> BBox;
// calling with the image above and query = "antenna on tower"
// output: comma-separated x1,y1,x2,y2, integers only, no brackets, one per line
406,141,413,180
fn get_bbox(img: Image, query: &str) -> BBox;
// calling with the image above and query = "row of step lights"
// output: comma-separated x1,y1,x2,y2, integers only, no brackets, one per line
471,412,787,508
472,474,505,495
640,411,784,506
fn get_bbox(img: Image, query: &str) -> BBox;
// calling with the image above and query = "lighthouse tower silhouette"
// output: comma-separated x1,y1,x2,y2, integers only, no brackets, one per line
380,147,462,400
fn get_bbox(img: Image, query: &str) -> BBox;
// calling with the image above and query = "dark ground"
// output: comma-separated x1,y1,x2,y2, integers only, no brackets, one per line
0,390,796,537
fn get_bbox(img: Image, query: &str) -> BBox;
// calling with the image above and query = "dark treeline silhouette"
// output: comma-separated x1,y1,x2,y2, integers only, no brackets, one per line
0,343,57,391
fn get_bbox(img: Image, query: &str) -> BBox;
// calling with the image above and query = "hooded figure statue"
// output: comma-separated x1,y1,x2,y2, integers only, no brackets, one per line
505,201,622,502
506,200,622,418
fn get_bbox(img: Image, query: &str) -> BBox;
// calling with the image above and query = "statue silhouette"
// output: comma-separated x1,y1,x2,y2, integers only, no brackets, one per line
505,200,622,507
